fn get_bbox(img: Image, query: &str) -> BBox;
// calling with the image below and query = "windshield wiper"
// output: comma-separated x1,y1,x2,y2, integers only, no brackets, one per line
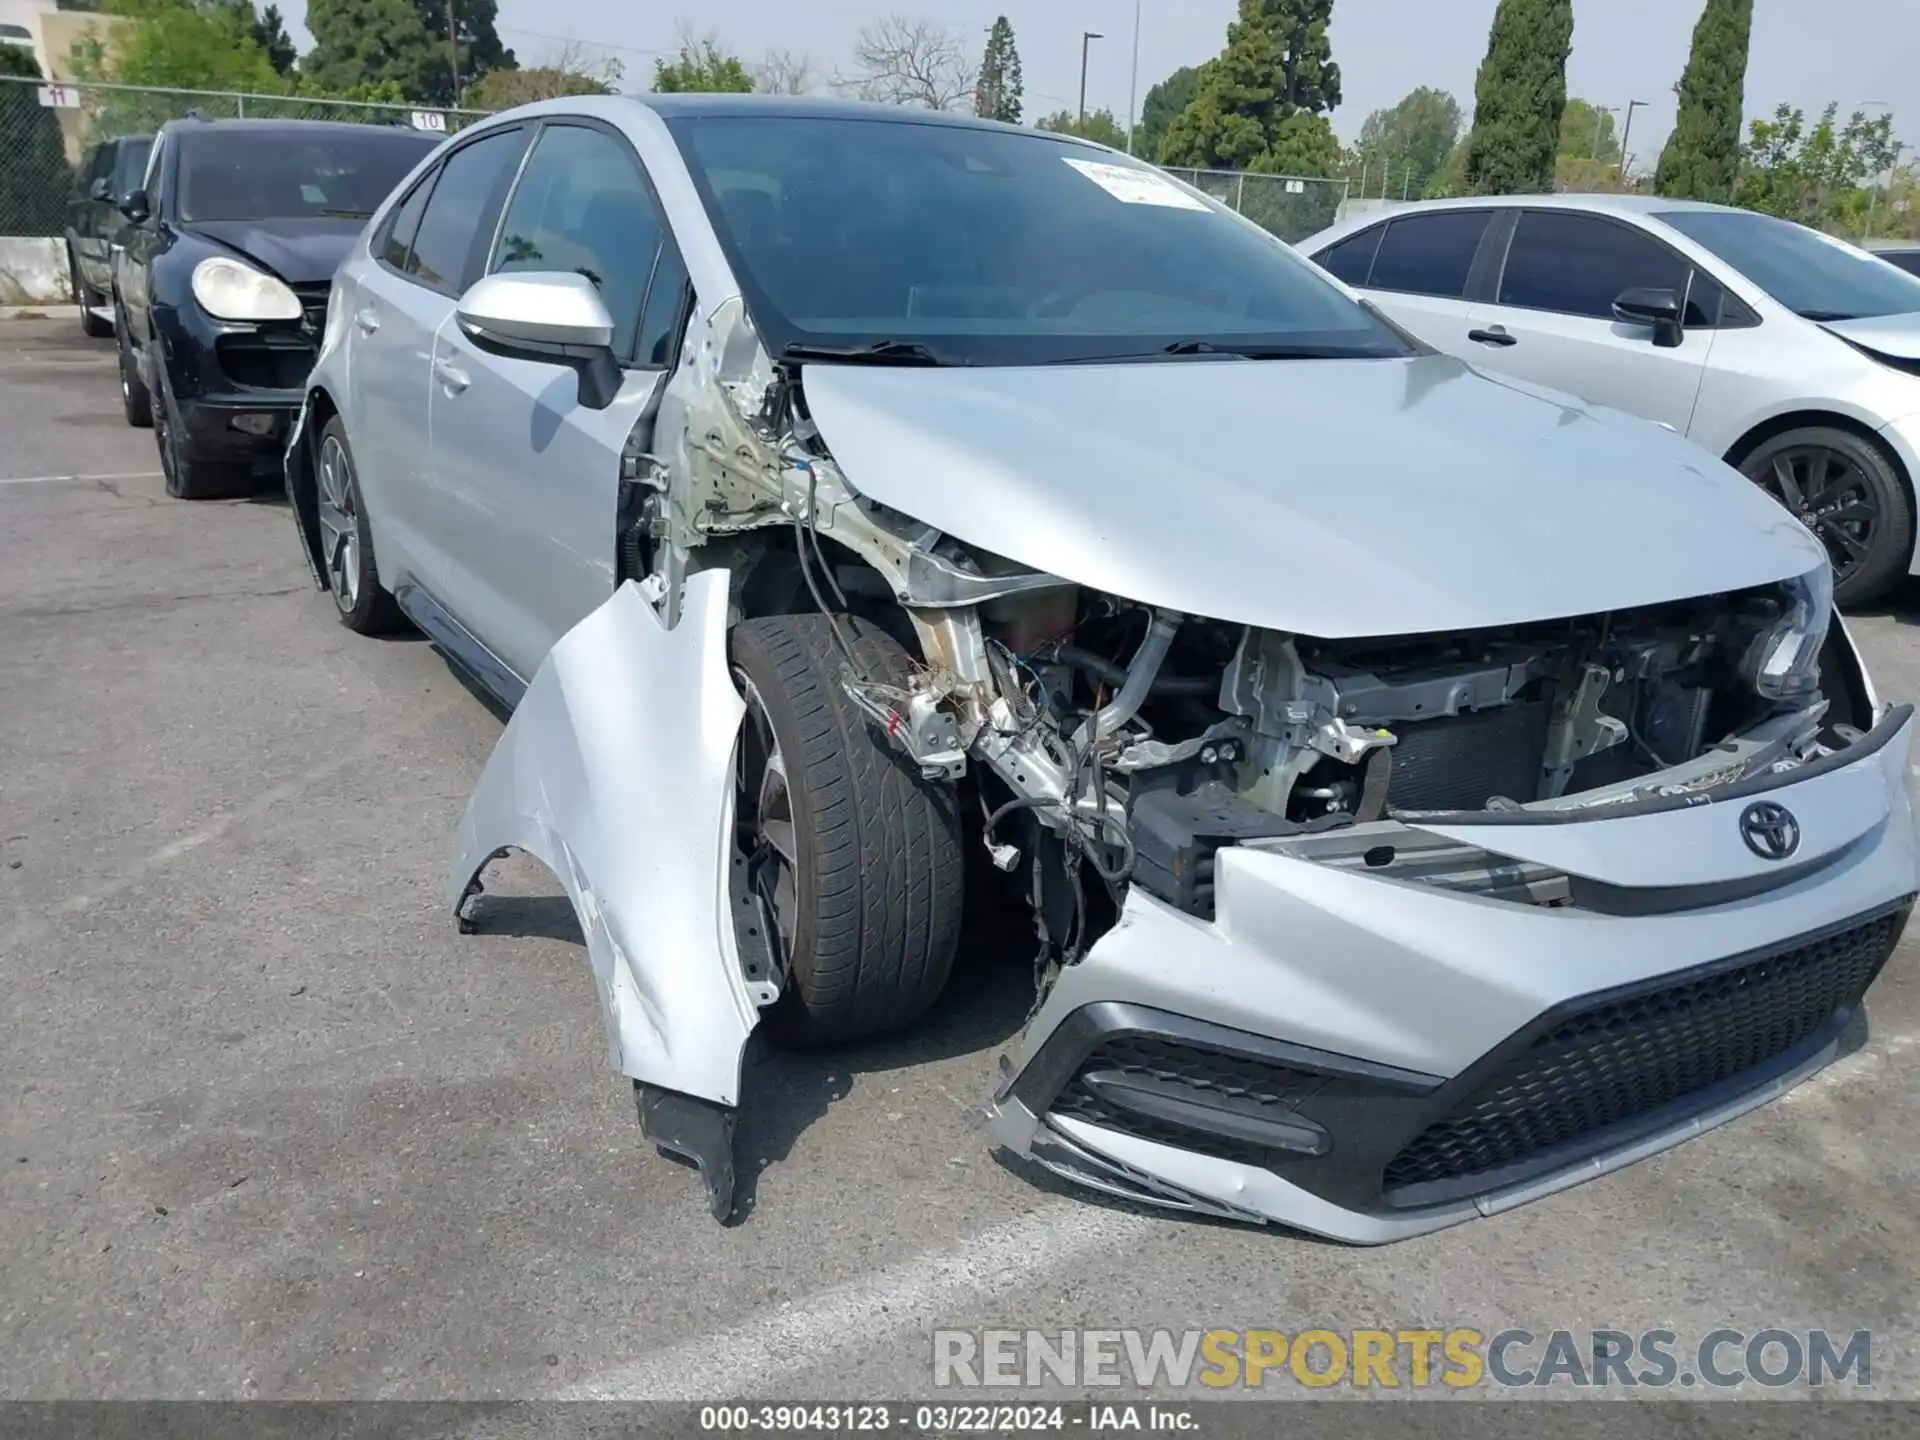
781,339,949,366
1798,309,1861,322
316,208,376,219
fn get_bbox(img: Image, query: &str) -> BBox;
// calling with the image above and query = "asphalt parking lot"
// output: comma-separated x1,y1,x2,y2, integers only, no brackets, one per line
4,314,1920,1404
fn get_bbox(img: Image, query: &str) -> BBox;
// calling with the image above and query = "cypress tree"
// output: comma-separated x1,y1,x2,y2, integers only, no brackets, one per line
974,17,1023,125
1463,0,1574,195
1654,0,1753,201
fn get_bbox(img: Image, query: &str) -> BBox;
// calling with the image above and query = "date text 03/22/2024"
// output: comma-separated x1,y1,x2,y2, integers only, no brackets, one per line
698,1404,1194,1432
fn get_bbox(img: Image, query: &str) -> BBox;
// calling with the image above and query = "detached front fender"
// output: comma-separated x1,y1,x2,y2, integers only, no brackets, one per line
446,573,758,1115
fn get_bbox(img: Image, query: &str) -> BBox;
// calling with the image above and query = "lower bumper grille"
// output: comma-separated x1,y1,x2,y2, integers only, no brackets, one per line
1053,1035,1334,1172
1383,908,1906,1197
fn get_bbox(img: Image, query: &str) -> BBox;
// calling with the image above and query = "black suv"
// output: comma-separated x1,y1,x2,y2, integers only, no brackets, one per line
66,133,152,338
1870,241,1920,279
112,116,440,498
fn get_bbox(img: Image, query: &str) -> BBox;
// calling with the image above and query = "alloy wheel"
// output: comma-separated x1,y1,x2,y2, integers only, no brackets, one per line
315,434,361,610
1751,445,1880,584
735,675,799,985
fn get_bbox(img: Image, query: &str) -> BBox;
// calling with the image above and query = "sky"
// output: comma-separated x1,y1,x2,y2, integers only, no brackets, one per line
276,0,1917,168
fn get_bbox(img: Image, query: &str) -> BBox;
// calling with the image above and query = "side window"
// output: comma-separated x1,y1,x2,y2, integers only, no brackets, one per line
405,127,529,297
491,123,664,363
141,134,165,199
114,140,152,198
80,145,110,193
1498,211,1692,320
1683,268,1724,328
1313,225,1385,287
377,174,434,273
635,242,691,369
1368,211,1492,299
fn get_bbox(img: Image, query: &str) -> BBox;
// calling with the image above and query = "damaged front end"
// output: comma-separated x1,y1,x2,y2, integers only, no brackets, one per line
443,285,1915,1236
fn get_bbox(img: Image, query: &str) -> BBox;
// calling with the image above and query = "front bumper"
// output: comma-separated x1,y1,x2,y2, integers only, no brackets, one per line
985,707,1920,1242
155,295,325,468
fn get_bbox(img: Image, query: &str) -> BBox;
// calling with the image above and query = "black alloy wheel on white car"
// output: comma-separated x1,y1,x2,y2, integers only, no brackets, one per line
314,416,406,635
1740,426,1914,608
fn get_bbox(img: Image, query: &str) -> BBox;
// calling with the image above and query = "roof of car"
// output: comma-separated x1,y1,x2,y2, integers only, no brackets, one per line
1354,192,1744,218
622,91,1050,136
159,117,438,140
1867,238,1920,253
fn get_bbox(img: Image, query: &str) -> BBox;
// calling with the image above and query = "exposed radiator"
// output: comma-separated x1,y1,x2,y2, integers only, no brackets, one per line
1385,700,1551,812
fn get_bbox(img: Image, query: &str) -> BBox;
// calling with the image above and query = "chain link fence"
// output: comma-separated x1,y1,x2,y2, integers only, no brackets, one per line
0,75,487,239
1161,167,1350,244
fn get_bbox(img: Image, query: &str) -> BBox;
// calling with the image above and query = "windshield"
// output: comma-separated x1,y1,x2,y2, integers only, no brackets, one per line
178,129,439,223
1660,208,1920,321
666,114,1411,366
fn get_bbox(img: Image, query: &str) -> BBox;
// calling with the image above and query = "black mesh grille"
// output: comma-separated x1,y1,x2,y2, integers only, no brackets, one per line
1383,911,1904,1195
1053,1035,1330,1170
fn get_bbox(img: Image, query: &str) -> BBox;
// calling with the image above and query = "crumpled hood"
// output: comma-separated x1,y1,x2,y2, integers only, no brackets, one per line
1825,310,1920,364
801,354,1825,638
184,217,363,286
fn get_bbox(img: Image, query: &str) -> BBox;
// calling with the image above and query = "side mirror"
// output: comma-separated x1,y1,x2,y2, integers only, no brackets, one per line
88,176,113,203
1612,286,1685,349
116,189,150,224
455,271,622,410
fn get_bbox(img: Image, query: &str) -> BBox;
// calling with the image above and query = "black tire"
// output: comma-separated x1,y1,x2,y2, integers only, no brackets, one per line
1739,426,1913,608
731,614,964,1046
155,365,254,500
314,416,407,635
70,249,111,338
115,308,151,428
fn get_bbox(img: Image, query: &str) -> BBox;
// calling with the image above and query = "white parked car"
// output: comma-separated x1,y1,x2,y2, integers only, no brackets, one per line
1302,196,1920,606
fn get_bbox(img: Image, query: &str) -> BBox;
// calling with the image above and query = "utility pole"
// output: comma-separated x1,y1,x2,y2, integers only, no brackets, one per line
1078,31,1102,125
1125,1,1141,155
446,0,462,108
1617,100,1646,186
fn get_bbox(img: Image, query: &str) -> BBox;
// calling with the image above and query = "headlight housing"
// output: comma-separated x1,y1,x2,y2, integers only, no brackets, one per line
1740,563,1833,702
190,256,301,322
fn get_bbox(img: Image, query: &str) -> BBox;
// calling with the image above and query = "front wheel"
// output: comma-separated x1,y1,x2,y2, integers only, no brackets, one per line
1740,427,1913,608
115,309,151,428
730,614,964,1047
155,367,254,501
70,249,111,338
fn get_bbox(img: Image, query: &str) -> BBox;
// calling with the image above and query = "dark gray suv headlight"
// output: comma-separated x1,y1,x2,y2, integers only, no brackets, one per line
1741,564,1834,702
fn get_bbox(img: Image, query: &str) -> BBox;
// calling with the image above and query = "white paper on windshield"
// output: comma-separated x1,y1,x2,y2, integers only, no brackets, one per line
1063,157,1209,211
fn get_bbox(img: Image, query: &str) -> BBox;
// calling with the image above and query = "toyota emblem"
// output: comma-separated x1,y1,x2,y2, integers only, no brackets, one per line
1739,801,1800,861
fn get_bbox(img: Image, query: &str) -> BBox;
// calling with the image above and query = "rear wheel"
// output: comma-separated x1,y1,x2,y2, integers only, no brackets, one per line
730,614,964,1047
70,249,110,338
315,416,406,635
1740,427,1913,608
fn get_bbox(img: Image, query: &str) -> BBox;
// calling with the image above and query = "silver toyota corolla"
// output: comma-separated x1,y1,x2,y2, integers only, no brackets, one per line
285,95,1916,1241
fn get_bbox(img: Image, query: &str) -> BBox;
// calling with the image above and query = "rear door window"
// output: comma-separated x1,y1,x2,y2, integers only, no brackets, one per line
1313,225,1385,287
404,126,529,296
1368,211,1493,299
112,139,153,199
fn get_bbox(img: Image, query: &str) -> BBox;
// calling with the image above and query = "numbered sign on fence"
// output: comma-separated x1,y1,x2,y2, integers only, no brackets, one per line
37,85,80,109
410,111,447,133
1284,179,1306,194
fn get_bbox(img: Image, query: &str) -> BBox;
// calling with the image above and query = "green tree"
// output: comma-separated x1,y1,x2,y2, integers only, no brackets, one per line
413,0,514,106
251,2,296,75
1135,64,1198,161
467,56,621,111
1037,108,1127,149
303,0,441,101
1351,86,1461,199
1160,1,1342,174
0,45,73,238
973,16,1022,124
1559,97,1621,161
1735,102,1902,233
1654,0,1752,201
71,0,285,92
652,35,752,94
1463,0,1574,194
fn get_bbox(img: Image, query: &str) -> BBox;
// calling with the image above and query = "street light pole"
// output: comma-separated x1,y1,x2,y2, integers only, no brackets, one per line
1079,31,1103,126
446,0,462,108
1617,99,1647,185
1125,1,1141,155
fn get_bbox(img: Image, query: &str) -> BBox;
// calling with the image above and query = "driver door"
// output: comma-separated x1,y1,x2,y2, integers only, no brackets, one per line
1463,208,1713,435
429,119,693,685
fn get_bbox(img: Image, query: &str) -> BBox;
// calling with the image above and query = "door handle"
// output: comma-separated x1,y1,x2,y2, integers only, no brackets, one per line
1468,326,1517,347
353,307,380,335
434,357,470,394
